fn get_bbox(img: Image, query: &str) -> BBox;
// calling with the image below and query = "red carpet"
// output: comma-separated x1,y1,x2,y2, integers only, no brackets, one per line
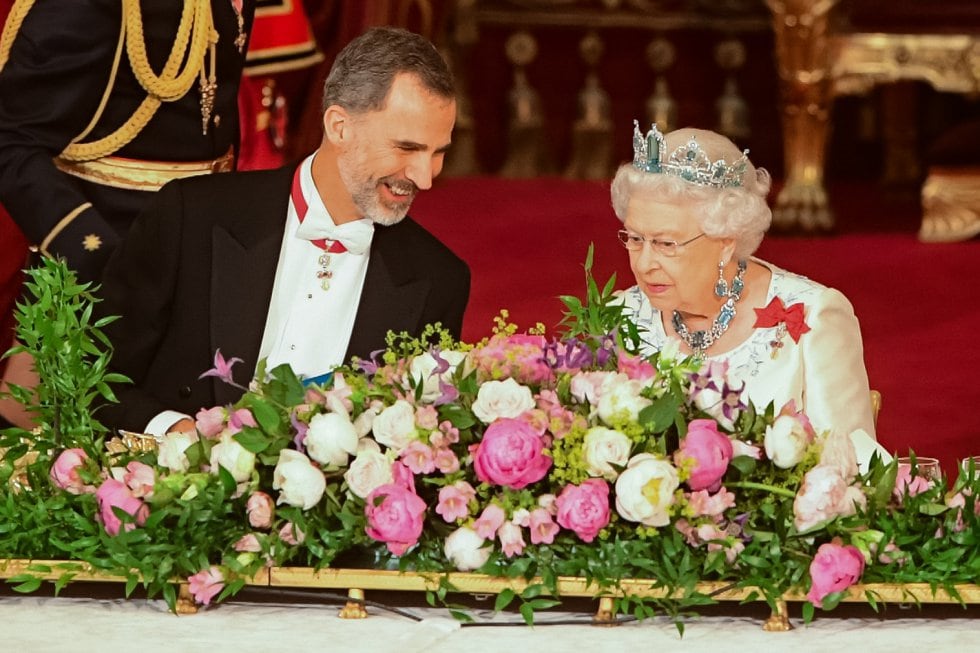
412,177,980,477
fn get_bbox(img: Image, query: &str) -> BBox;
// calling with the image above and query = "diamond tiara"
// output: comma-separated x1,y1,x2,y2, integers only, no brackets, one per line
631,120,749,189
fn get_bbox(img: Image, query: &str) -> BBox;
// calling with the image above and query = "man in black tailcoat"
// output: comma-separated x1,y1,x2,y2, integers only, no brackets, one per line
98,27,471,435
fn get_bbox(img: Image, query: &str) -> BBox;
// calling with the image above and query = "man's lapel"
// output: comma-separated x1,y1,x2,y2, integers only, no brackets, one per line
209,166,293,404
346,221,429,361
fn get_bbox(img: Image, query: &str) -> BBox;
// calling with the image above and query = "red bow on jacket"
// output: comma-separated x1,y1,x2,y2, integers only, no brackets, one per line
753,297,811,343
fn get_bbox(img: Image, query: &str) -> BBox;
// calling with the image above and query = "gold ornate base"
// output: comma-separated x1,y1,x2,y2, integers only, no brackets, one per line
3,559,979,629
919,168,980,243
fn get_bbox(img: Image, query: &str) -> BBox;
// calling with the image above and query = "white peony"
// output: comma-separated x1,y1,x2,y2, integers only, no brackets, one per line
569,371,617,406
209,431,256,483
582,426,632,480
614,453,679,527
344,449,394,499
471,378,535,424
273,449,326,509
443,526,492,571
408,350,467,403
597,377,652,425
764,415,812,469
305,412,358,467
157,431,199,473
371,400,418,452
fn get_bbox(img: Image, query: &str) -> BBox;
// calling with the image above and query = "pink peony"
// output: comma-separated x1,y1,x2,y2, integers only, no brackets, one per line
435,481,476,523
49,448,96,495
95,479,149,536
555,479,611,543
246,491,274,529
794,465,867,532
675,419,733,492
807,540,865,608
187,566,225,606
528,507,559,545
497,521,526,557
195,406,226,438
473,503,506,539
471,418,552,489
365,483,427,556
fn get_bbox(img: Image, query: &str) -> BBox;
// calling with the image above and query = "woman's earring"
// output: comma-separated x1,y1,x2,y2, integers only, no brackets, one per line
714,260,728,297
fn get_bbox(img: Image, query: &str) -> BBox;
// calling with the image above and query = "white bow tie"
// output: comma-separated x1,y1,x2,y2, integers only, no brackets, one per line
296,215,375,255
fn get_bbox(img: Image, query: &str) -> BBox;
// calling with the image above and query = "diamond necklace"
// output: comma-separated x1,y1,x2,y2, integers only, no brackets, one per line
671,259,747,357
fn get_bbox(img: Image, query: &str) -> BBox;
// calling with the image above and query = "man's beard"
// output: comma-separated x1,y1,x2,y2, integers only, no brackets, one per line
341,165,417,226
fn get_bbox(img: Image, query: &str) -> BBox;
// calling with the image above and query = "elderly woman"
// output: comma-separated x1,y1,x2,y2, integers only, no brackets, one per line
614,123,879,447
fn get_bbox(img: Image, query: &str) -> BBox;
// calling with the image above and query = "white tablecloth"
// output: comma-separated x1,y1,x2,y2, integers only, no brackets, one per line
1,594,977,653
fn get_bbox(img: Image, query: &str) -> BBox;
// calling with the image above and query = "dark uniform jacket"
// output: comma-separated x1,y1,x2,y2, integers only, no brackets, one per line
97,165,471,432
0,1,255,282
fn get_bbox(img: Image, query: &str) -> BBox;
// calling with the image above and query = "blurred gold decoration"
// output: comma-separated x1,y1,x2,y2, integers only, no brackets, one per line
879,81,920,187
918,168,980,243
715,38,750,140
645,38,677,132
440,44,481,176
339,588,369,619
566,32,614,180
106,430,159,464
766,0,839,232
500,31,549,178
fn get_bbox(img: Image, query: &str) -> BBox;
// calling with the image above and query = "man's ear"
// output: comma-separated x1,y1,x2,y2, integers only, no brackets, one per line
323,105,349,145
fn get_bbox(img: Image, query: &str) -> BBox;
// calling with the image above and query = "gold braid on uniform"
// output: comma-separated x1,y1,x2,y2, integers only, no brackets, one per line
60,0,218,162
0,0,37,71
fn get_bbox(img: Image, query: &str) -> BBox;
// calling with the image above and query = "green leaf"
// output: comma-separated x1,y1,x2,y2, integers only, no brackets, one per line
494,588,516,612
234,428,272,454
249,399,282,433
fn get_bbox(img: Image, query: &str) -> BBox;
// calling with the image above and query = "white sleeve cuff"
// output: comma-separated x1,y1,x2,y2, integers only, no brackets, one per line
145,410,193,437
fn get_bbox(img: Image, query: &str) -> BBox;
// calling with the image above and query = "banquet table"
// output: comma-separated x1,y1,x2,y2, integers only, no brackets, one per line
1,590,977,653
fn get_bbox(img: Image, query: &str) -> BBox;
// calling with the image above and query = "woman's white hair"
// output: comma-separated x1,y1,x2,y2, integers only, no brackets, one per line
610,127,772,259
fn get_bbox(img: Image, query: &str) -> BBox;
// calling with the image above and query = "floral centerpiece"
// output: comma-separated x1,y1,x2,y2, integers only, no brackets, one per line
2,256,979,623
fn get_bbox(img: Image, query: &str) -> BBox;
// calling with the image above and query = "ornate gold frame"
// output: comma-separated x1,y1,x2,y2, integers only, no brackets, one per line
3,558,977,630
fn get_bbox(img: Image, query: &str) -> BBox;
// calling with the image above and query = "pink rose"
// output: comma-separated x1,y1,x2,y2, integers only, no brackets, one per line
435,481,476,523
95,479,149,536
365,483,427,556
195,406,226,438
246,491,274,529
278,521,305,545
555,479,610,543
123,461,155,498
472,418,552,489
807,540,865,608
675,419,733,492
528,507,559,545
473,503,505,539
187,566,225,606
893,466,935,502
497,521,526,557
234,533,262,553
227,408,257,435
794,465,867,532
50,448,96,495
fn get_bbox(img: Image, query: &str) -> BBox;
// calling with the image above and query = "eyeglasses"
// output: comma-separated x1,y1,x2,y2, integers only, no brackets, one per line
617,229,705,257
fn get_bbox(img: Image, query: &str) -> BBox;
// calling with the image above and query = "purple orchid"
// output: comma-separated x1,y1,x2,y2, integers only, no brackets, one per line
290,410,309,451
199,349,246,389
719,380,747,421
433,380,459,406
356,349,385,375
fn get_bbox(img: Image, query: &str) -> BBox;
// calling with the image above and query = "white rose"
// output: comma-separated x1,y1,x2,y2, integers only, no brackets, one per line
371,400,418,452
614,453,679,527
157,431,199,473
408,350,467,403
597,377,652,425
569,371,616,406
353,403,382,438
272,449,326,509
443,526,491,571
764,415,811,469
305,412,358,467
471,378,535,424
209,431,256,483
344,449,394,499
582,426,632,480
